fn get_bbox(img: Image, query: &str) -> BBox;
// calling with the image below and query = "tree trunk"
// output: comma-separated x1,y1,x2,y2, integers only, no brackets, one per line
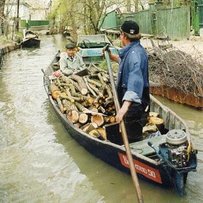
0,0,6,35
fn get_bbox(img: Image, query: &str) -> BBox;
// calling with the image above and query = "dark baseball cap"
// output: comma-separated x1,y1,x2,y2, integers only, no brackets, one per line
65,42,76,49
121,20,139,35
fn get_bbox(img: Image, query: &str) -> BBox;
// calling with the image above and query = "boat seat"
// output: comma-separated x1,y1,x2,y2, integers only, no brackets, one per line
129,134,167,156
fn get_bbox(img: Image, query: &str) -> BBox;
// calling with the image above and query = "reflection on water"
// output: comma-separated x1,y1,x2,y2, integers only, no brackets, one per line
0,35,202,203
0,35,104,203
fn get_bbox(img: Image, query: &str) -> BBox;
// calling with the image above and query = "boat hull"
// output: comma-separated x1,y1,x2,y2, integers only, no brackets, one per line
48,95,196,190
21,38,40,48
43,54,197,195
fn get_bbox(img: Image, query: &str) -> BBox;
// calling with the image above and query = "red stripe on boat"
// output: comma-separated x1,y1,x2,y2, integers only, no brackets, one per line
118,152,162,184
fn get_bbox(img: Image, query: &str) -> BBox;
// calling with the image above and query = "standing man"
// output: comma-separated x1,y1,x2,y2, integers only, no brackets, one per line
108,20,150,143
59,41,85,76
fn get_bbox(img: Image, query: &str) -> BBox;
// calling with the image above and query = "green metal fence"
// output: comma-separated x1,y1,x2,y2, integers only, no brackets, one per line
119,10,154,35
100,6,191,40
155,7,190,39
198,0,203,28
100,10,118,29
20,20,49,29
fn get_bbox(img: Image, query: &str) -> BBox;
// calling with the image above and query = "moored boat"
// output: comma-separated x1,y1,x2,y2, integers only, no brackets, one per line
21,30,40,48
42,54,197,196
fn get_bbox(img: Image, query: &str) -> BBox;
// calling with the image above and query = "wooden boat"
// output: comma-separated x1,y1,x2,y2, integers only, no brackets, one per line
42,55,197,196
21,30,40,48
77,34,118,64
62,30,71,38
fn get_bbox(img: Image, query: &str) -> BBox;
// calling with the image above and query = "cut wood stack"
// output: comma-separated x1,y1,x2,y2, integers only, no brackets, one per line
143,112,164,137
50,65,165,141
49,66,116,140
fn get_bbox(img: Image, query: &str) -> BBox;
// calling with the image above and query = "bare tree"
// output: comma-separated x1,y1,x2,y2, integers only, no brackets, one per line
0,0,6,34
132,0,139,12
49,0,125,36
126,0,131,12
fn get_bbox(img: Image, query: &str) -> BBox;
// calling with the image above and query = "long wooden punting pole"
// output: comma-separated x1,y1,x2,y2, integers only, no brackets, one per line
105,51,144,203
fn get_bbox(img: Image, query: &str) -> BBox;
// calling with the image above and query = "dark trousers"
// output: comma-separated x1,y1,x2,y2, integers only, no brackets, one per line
124,102,148,143
124,118,143,142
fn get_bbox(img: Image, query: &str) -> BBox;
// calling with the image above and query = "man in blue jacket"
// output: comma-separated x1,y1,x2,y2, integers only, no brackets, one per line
108,20,150,142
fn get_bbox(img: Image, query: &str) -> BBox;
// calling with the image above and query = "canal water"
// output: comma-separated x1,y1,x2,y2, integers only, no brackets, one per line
0,34,202,203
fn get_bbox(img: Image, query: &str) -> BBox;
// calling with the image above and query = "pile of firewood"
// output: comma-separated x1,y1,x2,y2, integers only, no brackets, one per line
49,67,116,140
148,43,203,97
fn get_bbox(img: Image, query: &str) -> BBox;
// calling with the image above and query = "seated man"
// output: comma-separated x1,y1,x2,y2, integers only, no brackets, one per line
59,41,85,76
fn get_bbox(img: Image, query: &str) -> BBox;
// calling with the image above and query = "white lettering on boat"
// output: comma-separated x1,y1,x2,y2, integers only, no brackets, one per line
118,152,162,184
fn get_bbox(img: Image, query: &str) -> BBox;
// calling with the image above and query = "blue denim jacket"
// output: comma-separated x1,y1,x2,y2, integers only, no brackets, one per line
117,40,149,105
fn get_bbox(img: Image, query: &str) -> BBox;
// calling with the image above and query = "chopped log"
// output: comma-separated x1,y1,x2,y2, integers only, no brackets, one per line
97,72,106,86
89,129,105,140
67,110,79,123
148,116,164,132
86,96,95,106
101,72,109,82
84,77,97,97
93,95,104,107
88,106,98,113
88,83,102,96
149,112,159,117
74,123,82,128
52,90,61,99
68,83,79,96
50,83,61,99
57,82,70,87
60,75,72,84
107,105,116,112
104,116,110,123
56,78,63,89
89,63,107,74
50,82,60,92
89,129,101,138
65,89,77,102
104,99,114,108
81,122,98,133
62,99,77,112
85,76,102,88
70,74,88,95
68,83,86,100
143,124,158,133
75,102,105,116
104,85,113,102
62,99,71,112
109,116,116,123
91,114,104,127
148,116,164,125
79,113,89,124
98,105,106,114
68,78,80,92
56,97,64,113
59,92,69,99
85,109,105,116
88,73,99,79
97,127,107,140
75,101,88,112
104,115,115,123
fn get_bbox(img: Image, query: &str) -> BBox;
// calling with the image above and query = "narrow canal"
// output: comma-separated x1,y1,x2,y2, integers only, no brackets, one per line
0,34,202,203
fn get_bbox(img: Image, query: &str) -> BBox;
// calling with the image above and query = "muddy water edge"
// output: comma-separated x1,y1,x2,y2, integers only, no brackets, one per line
0,34,202,203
